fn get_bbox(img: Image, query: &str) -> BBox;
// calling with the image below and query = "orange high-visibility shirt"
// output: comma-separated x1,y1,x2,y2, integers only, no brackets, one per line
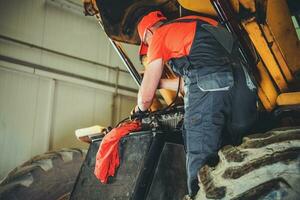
147,16,218,64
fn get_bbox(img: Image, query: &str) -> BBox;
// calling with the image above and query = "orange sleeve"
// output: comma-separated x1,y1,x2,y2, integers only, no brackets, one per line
147,33,164,64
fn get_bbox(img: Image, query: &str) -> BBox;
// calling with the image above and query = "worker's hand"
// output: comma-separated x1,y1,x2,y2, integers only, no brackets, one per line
130,105,140,115
130,105,148,120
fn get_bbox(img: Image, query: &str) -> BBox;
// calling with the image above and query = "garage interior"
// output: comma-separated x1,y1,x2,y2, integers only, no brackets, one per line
0,0,142,179
1,0,300,200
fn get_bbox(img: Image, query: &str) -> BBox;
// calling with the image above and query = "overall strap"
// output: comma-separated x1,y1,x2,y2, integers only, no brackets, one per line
162,16,218,27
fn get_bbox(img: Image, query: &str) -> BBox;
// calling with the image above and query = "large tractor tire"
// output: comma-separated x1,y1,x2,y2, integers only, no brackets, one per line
196,127,300,200
0,148,86,200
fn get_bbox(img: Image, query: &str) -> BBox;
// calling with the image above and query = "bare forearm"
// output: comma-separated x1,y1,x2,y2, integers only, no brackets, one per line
137,94,152,111
137,59,163,111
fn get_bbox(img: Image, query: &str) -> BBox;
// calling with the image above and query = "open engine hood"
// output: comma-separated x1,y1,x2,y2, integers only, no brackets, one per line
95,0,180,45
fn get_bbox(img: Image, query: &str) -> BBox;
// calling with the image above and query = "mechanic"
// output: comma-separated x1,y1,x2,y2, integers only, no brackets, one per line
134,10,258,198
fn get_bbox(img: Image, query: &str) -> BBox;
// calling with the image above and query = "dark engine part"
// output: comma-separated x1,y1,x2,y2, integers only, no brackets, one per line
142,105,184,131
70,129,187,200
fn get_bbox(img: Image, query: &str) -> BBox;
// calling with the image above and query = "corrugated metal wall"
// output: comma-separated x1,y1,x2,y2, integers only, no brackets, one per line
0,0,140,178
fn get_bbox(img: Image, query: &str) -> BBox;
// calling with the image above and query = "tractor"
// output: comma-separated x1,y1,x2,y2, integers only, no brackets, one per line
1,0,300,199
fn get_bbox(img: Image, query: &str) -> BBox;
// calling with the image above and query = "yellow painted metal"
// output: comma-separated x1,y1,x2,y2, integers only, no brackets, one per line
262,24,293,82
266,0,300,74
243,20,288,92
257,86,273,111
231,0,240,13
277,92,300,106
178,0,217,16
158,88,178,105
150,97,163,111
256,61,278,111
157,65,181,105
239,0,256,13
177,0,239,16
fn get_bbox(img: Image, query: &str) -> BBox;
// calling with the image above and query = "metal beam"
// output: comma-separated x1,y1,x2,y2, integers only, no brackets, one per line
0,54,138,93
0,34,129,74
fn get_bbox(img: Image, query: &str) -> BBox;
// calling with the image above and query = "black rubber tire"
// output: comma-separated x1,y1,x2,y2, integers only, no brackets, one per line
196,127,300,200
0,148,86,200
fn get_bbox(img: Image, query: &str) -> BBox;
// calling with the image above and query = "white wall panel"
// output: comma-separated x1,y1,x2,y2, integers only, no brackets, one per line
0,0,45,45
0,66,137,179
0,0,140,179
0,68,54,179
42,2,110,65
50,81,113,150
0,0,140,91
0,39,43,64
122,43,143,71
114,95,137,124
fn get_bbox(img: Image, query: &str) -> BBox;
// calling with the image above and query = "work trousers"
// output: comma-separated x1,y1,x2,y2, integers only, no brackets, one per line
169,21,258,196
182,64,257,196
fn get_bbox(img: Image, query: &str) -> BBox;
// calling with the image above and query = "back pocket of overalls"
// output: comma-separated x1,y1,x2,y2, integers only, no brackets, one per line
196,71,234,92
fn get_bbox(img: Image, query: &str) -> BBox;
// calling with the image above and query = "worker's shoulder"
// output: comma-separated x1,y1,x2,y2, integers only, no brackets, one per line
156,20,196,35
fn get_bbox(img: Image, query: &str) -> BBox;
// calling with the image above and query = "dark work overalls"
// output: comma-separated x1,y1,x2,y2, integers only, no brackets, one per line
168,19,258,196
